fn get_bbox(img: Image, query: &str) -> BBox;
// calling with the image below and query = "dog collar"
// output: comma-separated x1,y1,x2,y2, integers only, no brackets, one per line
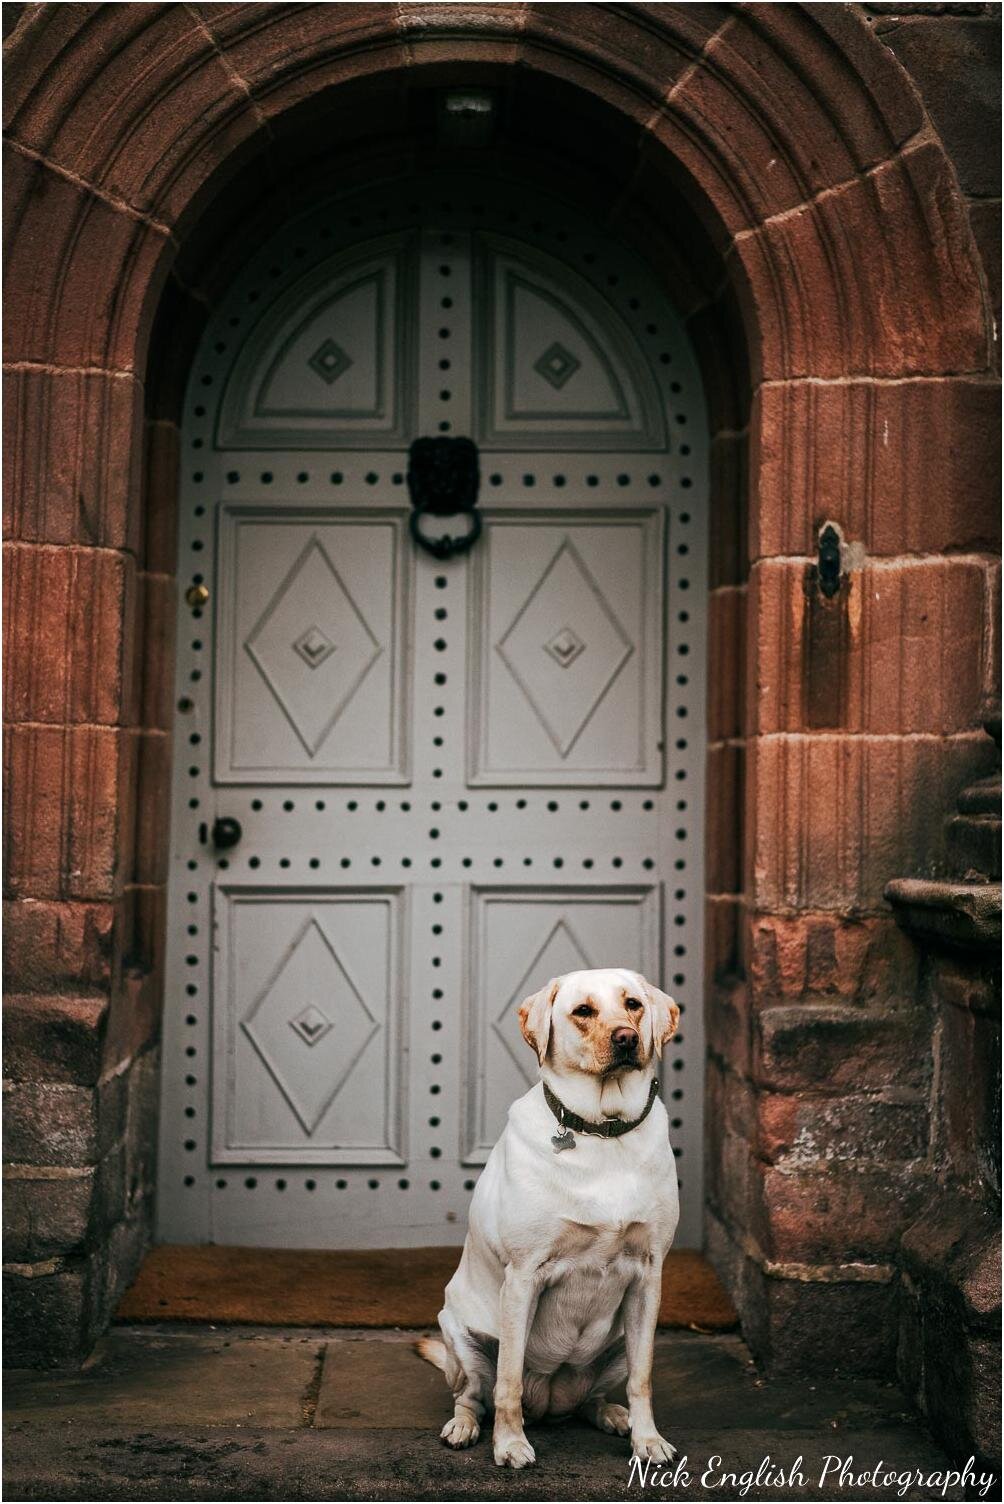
543,1076,660,1152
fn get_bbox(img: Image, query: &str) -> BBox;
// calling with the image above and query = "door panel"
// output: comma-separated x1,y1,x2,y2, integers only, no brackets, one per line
212,886,405,1164
215,509,410,783
158,177,708,1249
218,234,418,448
469,510,663,783
474,234,664,449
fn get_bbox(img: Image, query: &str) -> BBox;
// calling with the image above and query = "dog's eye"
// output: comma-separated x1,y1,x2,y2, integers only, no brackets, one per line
572,1004,595,1018
624,997,643,1011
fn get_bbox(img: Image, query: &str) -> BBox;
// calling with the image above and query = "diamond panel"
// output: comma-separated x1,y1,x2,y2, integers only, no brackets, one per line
496,539,633,756
246,536,381,757
533,341,581,391
243,919,377,1133
293,625,335,670
289,1004,333,1047
307,338,353,385
544,626,585,669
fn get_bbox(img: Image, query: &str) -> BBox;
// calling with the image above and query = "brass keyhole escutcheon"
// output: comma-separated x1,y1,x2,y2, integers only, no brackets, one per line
186,583,210,609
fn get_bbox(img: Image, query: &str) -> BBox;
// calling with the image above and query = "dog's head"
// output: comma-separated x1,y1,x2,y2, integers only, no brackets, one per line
518,968,679,1076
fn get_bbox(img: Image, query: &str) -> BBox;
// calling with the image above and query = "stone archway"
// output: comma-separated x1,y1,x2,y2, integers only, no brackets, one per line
4,3,998,1370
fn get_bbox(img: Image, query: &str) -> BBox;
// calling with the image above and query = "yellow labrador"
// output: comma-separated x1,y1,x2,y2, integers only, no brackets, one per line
417,967,680,1468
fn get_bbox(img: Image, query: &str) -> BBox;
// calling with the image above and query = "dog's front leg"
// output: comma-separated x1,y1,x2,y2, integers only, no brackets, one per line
622,1267,676,1462
493,1264,539,1468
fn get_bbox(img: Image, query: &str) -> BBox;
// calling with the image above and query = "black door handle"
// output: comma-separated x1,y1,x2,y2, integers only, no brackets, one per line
211,816,243,850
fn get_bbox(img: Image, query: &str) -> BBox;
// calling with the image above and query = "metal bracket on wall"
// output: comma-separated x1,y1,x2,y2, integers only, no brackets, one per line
816,523,843,598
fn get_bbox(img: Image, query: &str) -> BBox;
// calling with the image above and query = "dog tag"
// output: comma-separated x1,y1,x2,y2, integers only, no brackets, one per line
551,1127,576,1153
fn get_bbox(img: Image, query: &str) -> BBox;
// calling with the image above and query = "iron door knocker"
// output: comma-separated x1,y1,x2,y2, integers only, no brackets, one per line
407,435,482,560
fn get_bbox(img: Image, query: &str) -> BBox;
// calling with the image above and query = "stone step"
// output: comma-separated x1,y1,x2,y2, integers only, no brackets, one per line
945,812,1002,881
885,877,1002,951
957,772,1002,817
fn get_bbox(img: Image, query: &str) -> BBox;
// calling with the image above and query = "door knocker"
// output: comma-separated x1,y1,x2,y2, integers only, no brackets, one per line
407,436,482,560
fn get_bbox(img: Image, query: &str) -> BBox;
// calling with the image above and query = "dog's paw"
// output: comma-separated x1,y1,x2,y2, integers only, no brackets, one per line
441,1414,480,1449
631,1432,677,1463
493,1429,536,1468
594,1402,631,1436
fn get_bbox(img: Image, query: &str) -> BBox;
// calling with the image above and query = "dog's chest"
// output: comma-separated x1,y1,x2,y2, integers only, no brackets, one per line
544,1215,652,1273
527,1227,648,1371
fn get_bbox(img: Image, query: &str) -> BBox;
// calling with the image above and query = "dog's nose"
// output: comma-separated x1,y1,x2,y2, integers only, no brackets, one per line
612,1027,638,1051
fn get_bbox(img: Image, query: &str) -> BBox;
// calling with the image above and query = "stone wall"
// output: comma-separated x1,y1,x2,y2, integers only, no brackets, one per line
704,0,1001,1378
2,3,1000,1378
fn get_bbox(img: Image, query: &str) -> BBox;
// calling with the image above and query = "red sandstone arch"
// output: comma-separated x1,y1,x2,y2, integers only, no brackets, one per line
4,3,999,1371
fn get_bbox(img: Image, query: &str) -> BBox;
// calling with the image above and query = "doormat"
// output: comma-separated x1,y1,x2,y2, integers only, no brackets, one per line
116,1245,738,1331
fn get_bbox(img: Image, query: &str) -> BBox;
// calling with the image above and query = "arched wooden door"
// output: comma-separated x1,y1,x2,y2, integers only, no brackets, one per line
157,176,709,1248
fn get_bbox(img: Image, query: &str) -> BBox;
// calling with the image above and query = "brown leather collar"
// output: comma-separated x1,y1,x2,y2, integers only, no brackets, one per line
542,1076,660,1138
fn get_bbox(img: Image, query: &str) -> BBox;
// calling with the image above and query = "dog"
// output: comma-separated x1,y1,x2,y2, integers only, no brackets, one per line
416,967,680,1468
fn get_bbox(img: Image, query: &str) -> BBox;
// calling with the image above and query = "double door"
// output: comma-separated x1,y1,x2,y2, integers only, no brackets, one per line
158,181,707,1247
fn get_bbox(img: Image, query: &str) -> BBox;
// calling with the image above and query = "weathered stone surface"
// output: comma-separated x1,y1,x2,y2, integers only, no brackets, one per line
885,878,1002,952
704,893,743,987
123,1049,161,1215
737,145,989,380
3,543,137,726
137,574,176,732
3,1074,127,1170
967,200,1001,376
755,1272,900,1377
316,1339,447,1428
756,1093,928,1168
2,368,144,552
3,993,109,1086
759,1163,928,1262
3,725,138,901
3,1166,97,1261
706,977,752,1078
706,741,743,895
751,378,1001,559
749,558,991,737
748,913,920,1010
2,1325,973,1499
686,281,752,434
3,144,169,372
6,1327,320,1427
945,812,1001,881
6,4,261,225
3,899,120,996
708,585,746,742
205,3,407,121
140,419,180,574
930,975,1000,1190
755,1005,932,1095
900,1198,1002,1469
748,733,996,911
708,432,748,590
876,17,1001,196
2,1256,95,1368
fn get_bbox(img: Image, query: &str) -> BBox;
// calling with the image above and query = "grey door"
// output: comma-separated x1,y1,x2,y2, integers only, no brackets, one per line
157,177,708,1248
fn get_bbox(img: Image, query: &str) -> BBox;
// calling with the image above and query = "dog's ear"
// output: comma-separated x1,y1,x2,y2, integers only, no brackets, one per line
518,978,560,1065
638,975,680,1059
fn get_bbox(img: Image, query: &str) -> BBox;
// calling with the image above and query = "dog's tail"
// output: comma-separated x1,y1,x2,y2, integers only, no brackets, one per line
414,1336,448,1371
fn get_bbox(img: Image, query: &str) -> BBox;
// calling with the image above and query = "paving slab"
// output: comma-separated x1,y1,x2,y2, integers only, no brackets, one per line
1,1422,975,1502
315,1338,449,1428
4,1328,321,1430
3,1324,987,1503
310,1331,913,1436
650,1332,913,1432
